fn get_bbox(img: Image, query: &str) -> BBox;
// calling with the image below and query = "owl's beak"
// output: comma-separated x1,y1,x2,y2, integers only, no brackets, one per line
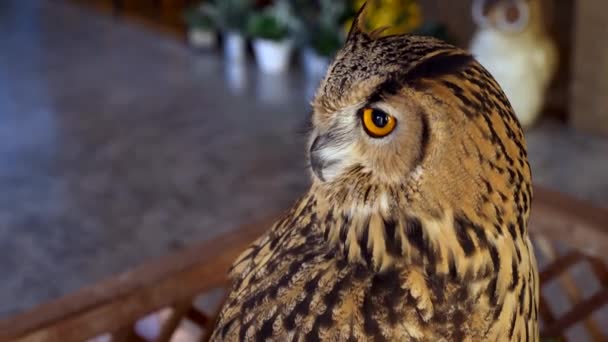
310,133,343,182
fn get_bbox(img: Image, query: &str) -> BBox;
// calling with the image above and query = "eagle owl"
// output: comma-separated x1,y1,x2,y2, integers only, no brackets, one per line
470,0,557,128
211,5,537,341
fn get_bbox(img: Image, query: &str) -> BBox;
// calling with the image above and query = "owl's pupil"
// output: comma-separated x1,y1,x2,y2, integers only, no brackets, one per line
372,110,389,127
505,4,521,23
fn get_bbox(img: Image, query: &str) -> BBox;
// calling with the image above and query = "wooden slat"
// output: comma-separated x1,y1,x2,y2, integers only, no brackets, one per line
200,291,229,342
539,293,556,324
186,307,209,327
155,301,192,342
530,187,608,262
539,252,584,283
535,236,605,341
589,257,608,287
112,327,146,342
0,216,277,342
541,289,608,339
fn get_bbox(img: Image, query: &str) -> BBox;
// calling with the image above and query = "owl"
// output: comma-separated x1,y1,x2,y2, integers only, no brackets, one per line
211,5,537,341
470,0,557,128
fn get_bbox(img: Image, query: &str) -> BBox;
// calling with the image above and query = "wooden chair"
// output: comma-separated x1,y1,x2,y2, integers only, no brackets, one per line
0,187,606,342
530,188,608,341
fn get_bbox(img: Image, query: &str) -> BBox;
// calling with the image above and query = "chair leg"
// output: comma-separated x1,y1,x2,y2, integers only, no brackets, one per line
155,300,193,342
112,0,124,15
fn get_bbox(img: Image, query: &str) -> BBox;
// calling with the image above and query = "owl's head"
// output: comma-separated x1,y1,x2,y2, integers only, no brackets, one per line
309,6,530,219
472,0,547,34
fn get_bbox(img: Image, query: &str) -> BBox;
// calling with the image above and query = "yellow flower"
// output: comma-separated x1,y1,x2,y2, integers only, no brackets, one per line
346,0,423,37
404,3,422,32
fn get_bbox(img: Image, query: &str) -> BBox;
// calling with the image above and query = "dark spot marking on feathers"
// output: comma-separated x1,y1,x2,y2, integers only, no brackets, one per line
363,186,372,203
404,52,474,82
518,216,526,237
508,223,517,240
319,273,350,326
488,243,500,273
305,330,321,342
306,272,350,341
509,258,520,291
383,218,401,256
454,216,475,256
354,263,369,280
359,220,373,266
242,287,267,312
367,77,402,104
471,222,489,248
405,216,427,255
486,277,498,306
426,274,446,304
518,278,527,315
256,312,278,341
375,268,402,295
372,269,403,329
362,286,385,340
300,221,313,236
339,215,350,242
482,179,494,193
221,317,237,338
414,109,431,166
284,276,320,330
527,284,534,320
451,310,466,341
508,308,517,339
367,53,473,104
448,255,458,280
515,244,522,263
238,320,250,341
492,298,504,321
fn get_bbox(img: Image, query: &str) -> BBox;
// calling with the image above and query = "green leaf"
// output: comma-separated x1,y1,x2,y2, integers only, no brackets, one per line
183,7,213,30
247,11,290,41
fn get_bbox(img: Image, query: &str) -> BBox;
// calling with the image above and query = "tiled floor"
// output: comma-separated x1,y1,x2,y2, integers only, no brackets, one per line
1,0,607,319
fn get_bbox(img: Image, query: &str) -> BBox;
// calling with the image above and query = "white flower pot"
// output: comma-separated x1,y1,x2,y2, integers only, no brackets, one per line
224,32,246,62
252,39,293,74
302,48,330,78
224,61,248,94
188,28,216,50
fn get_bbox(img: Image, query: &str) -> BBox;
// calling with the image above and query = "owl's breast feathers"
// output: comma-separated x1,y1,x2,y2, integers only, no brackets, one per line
211,187,537,341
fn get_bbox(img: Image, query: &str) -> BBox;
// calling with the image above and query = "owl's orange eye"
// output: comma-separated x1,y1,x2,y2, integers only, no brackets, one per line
361,108,397,138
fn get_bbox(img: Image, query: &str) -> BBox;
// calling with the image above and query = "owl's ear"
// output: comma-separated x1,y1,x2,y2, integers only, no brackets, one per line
497,0,530,32
346,2,368,42
472,0,492,28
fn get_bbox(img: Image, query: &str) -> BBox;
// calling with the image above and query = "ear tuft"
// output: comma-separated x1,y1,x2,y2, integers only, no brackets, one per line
368,26,391,39
346,2,369,42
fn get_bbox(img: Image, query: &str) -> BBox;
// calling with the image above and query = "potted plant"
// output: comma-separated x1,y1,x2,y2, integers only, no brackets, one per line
247,2,295,74
301,25,342,77
293,0,349,77
201,0,254,62
183,5,216,51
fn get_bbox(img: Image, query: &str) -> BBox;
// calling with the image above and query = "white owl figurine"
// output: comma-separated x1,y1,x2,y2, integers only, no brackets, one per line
470,0,557,128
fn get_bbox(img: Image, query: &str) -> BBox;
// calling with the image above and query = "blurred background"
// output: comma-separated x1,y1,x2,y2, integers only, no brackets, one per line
0,0,607,339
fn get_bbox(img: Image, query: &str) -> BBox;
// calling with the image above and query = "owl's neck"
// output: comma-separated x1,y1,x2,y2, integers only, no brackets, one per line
308,187,510,279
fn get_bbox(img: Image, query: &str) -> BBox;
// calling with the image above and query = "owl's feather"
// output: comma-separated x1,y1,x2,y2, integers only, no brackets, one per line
211,8,537,342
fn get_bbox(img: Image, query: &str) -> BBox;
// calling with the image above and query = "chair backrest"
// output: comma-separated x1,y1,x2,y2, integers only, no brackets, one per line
0,187,606,342
0,216,276,342
530,187,608,341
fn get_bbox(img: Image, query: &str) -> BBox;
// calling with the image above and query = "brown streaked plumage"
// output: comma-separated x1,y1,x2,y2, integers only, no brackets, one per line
211,5,537,341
